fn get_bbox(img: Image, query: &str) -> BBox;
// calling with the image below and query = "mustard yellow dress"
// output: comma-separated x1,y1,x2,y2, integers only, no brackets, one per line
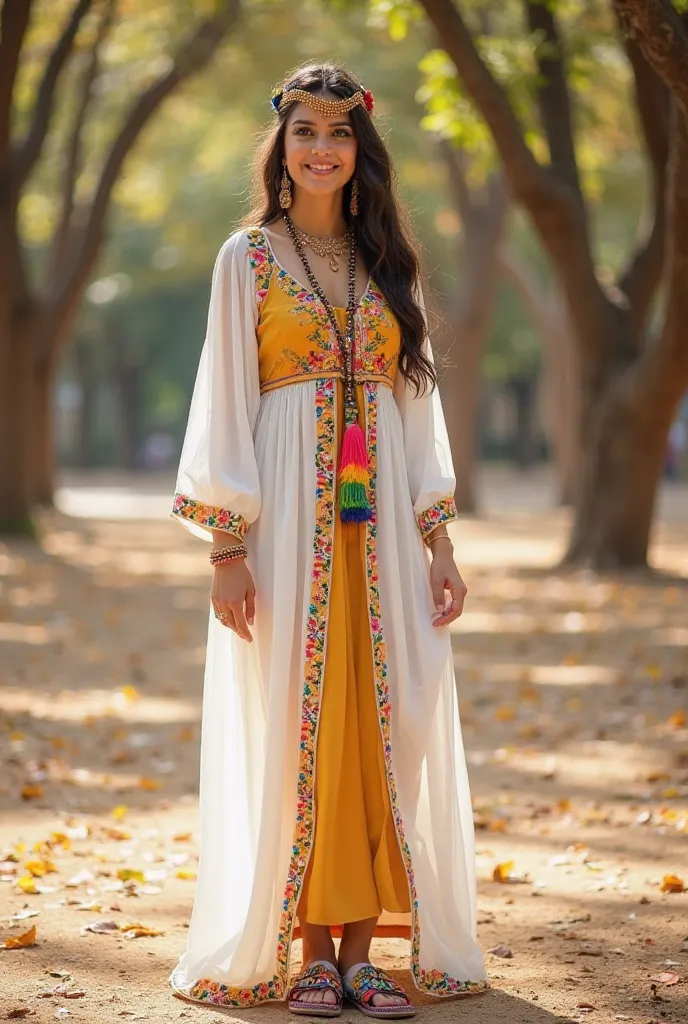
256,233,411,925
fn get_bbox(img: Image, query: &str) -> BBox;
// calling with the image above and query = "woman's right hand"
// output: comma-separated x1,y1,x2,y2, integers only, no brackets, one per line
211,560,256,642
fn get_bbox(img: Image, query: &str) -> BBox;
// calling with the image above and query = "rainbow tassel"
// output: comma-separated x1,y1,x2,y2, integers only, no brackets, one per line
339,420,372,522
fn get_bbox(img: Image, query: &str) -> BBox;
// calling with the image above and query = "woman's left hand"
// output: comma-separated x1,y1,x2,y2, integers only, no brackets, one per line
428,539,467,628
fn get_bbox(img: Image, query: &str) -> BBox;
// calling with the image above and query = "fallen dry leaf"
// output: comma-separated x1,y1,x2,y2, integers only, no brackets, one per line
24,858,57,877
80,919,119,935
117,868,145,883
660,873,686,893
493,860,515,883
6,1010,32,1019
651,971,680,985
0,925,36,949
119,922,163,939
15,876,37,895
20,784,43,800
487,943,513,958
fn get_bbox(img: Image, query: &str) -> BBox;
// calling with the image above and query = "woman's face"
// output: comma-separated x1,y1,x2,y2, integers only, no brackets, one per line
283,98,358,201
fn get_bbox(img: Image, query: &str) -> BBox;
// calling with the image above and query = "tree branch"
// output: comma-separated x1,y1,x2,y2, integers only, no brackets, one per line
418,0,611,367
48,0,116,282
418,0,552,201
525,0,582,197
0,0,34,157
438,138,474,220
14,0,95,188
613,0,688,115
632,106,688,407
43,0,241,356
616,34,669,339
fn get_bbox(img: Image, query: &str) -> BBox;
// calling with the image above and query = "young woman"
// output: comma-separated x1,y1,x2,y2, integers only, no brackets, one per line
169,63,488,1018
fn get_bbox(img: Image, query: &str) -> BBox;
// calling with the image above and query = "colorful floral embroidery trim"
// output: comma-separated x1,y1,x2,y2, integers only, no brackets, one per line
171,378,337,1009
246,228,274,312
171,492,249,541
363,382,489,999
416,495,458,541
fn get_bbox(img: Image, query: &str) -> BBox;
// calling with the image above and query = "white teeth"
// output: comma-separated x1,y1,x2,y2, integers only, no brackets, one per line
307,164,335,171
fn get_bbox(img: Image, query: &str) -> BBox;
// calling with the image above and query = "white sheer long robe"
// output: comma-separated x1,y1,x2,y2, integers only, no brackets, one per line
169,232,488,1007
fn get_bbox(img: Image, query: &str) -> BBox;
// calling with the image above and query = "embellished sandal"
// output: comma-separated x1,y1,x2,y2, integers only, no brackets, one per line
342,963,416,1019
288,960,343,1018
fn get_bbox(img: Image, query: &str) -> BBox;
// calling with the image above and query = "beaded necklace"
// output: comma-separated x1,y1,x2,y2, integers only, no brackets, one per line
283,211,372,522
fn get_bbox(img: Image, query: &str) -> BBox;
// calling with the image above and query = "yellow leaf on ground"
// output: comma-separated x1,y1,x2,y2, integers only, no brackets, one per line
111,805,128,821
120,685,140,701
16,876,37,894
119,923,163,938
20,785,43,800
138,777,161,791
493,860,515,883
103,828,131,841
117,868,145,883
495,705,515,722
24,859,57,877
0,925,36,949
660,873,686,893
175,870,197,881
175,727,194,742
173,832,192,842
668,709,686,729
49,833,71,850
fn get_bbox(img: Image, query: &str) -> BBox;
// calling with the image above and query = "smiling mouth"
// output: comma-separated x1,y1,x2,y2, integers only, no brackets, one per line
304,163,339,174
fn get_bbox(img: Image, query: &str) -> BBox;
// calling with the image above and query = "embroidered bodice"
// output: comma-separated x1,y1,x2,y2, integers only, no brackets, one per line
247,228,400,394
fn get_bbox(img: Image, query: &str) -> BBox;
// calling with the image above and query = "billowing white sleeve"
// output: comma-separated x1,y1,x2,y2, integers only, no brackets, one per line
171,231,261,542
393,297,458,542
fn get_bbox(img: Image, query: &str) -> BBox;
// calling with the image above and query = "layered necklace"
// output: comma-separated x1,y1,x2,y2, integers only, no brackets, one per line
283,210,372,522
294,224,352,272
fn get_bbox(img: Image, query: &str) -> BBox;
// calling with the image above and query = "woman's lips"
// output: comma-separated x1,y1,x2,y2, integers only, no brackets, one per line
304,164,339,175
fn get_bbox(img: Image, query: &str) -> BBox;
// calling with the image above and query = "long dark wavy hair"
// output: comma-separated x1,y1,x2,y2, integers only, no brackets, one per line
242,62,436,395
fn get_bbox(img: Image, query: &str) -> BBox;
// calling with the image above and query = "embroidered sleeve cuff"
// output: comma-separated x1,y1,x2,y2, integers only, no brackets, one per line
172,493,249,541
416,496,458,540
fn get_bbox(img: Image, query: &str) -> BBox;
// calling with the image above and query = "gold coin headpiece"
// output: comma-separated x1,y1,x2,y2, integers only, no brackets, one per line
271,85,374,117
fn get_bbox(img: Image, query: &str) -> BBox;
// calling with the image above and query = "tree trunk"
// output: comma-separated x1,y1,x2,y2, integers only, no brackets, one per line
565,379,671,568
113,361,141,470
33,356,56,506
439,323,483,511
497,248,579,504
510,376,538,469
0,319,36,534
73,341,97,467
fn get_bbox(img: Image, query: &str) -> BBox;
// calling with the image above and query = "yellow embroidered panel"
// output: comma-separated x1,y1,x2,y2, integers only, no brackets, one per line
247,229,400,394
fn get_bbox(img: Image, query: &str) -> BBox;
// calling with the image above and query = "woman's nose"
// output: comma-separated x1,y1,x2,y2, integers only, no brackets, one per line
311,135,331,155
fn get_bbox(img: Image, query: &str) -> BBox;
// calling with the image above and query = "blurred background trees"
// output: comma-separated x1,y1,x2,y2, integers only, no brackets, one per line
1,0,687,571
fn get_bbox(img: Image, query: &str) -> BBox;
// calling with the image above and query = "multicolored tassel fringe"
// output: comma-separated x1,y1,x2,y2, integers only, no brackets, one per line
339,419,372,522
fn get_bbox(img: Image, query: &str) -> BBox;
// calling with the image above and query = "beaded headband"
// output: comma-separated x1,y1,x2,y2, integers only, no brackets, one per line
271,86,374,117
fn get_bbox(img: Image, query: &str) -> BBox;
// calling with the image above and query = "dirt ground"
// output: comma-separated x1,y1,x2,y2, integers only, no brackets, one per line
1,467,687,1024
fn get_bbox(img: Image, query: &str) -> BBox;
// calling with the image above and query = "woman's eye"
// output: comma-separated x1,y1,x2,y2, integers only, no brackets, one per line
332,129,352,138
294,127,314,136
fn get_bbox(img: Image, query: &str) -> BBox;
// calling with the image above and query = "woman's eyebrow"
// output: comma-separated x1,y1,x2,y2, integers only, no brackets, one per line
291,118,352,127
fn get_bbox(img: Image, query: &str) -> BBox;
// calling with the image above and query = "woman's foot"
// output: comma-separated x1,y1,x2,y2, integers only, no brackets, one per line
288,961,342,1016
338,919,409,1010
292,923,339,1010
340,964,415,1018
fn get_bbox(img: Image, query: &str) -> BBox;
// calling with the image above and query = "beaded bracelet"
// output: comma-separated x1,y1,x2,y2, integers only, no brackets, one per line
209,544,247,566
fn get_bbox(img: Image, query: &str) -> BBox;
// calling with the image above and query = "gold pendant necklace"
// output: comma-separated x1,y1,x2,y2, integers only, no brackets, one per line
294,225,352,272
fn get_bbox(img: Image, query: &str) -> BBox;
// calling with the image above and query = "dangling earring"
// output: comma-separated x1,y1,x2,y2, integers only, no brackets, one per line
279,160,292,209
349,177,360,216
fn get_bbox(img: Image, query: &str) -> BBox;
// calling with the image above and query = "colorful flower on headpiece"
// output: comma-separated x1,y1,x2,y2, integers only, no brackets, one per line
270,90,283,112
363,90,374,114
